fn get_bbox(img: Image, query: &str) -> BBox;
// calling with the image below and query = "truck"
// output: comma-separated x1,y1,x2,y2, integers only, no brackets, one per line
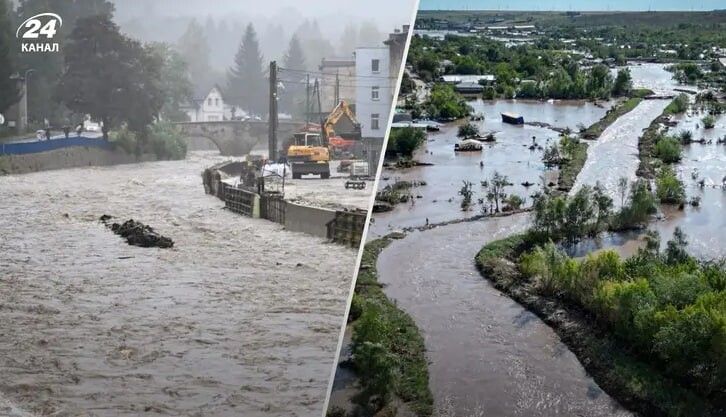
286,131,331,179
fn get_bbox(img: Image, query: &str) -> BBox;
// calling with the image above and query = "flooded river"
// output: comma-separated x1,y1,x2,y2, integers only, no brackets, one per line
571,99,671,207
377,216,632,417
359,63,723,416
0,151,355,417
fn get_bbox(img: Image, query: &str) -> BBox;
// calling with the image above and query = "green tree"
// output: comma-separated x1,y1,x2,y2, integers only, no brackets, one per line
387,127,425,157
0,0,18,113
15,0,115,124
655,166,686,204
147,43,192,122
56,14,163,142
612,68,632,96
425,84,471,120
227,23,266,116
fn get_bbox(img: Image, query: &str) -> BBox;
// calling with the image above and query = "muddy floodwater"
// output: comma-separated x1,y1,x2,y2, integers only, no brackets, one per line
377,216,632,417
0,151,355,417
652,111,726,260
372,100,612,236
571,99,671,206
356,62,724,416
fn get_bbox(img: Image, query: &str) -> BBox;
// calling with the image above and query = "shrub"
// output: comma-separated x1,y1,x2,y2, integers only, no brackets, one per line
387,127,426,157
654,136,682,163
147,120,187,160
702,115,715,129
656,166,686,205
457,122,480,139
665,93,689,114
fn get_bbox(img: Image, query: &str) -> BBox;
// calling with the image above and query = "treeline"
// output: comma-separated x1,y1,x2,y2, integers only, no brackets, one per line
406,34,634,100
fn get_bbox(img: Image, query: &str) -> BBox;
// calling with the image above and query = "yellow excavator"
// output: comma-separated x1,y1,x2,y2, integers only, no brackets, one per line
286,128,330,179
323,100,360,157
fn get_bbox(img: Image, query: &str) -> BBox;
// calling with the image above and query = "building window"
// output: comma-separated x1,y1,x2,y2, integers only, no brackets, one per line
208,98,212,106
215,98,219,106
371,59,380,73
208,115,219,121
371,113,380,130
371,86,380,101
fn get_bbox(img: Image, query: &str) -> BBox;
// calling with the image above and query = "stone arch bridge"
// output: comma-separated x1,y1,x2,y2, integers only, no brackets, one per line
175,120,304,156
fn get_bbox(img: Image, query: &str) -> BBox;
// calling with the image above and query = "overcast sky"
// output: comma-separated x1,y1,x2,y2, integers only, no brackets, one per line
419,0,726,11
113,0,418,36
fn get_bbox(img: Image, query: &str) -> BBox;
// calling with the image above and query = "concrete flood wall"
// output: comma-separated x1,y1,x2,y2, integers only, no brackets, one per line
202,161,366,247
284,202,338,238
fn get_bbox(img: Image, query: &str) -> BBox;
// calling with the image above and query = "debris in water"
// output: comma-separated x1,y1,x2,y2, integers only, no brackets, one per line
100,215,174,249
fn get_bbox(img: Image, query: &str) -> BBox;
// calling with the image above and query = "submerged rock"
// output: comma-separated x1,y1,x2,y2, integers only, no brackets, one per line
100,215,174,249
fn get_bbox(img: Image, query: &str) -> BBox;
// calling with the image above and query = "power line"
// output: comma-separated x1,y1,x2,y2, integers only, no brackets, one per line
278,66,399,80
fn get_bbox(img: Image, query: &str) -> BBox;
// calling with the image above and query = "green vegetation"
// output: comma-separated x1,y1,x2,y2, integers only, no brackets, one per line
654,135,683,164
347,237,433,417
581,98,643,139
655,166,686,205
702,115,716,129
477,211,725,417
408,35,641,100
457,122,480,139
531,185,613,244
424,84,471,120
543,134,588,192
110,121,187,160
386,127,426,158
665,93,690,115
517,232,725,415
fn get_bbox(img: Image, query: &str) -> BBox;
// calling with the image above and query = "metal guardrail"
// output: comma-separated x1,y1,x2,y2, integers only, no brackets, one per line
0,136,111,156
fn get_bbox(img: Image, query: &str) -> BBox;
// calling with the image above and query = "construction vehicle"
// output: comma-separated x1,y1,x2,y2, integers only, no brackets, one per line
323,100,361,157
286,131,331,179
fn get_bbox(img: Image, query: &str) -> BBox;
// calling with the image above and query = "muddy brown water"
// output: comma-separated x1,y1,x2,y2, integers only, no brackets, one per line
650,110,726,260
372,100,612,237
377,216,633,417
0,151,355,417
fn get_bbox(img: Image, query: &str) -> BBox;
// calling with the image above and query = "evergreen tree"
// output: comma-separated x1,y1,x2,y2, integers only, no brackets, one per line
284,35,305,70
0,0,19,113
177,19,211,86
280,35,305,116
226,23,266,116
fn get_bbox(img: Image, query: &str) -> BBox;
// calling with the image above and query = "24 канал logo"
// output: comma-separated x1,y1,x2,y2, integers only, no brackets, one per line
16,13,62,53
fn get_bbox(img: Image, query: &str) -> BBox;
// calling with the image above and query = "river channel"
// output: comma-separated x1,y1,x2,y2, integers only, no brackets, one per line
0,151,355,417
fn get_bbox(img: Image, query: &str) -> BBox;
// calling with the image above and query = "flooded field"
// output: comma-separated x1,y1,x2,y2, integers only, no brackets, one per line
371,100,612,236
377,216,632,417
0,151,355,417
651,111,726,260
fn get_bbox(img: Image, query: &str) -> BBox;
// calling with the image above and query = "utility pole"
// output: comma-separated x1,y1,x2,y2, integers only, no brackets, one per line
334,70,340,106
268,61,278,161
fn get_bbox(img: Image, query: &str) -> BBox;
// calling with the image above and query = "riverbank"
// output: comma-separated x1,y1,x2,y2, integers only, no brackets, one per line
0,146,159,175
329,235,433,417
475,234,720,417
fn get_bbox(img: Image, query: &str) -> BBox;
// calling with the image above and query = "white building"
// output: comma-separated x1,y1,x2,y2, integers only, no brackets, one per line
182,85,236,122
355,47,392,139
